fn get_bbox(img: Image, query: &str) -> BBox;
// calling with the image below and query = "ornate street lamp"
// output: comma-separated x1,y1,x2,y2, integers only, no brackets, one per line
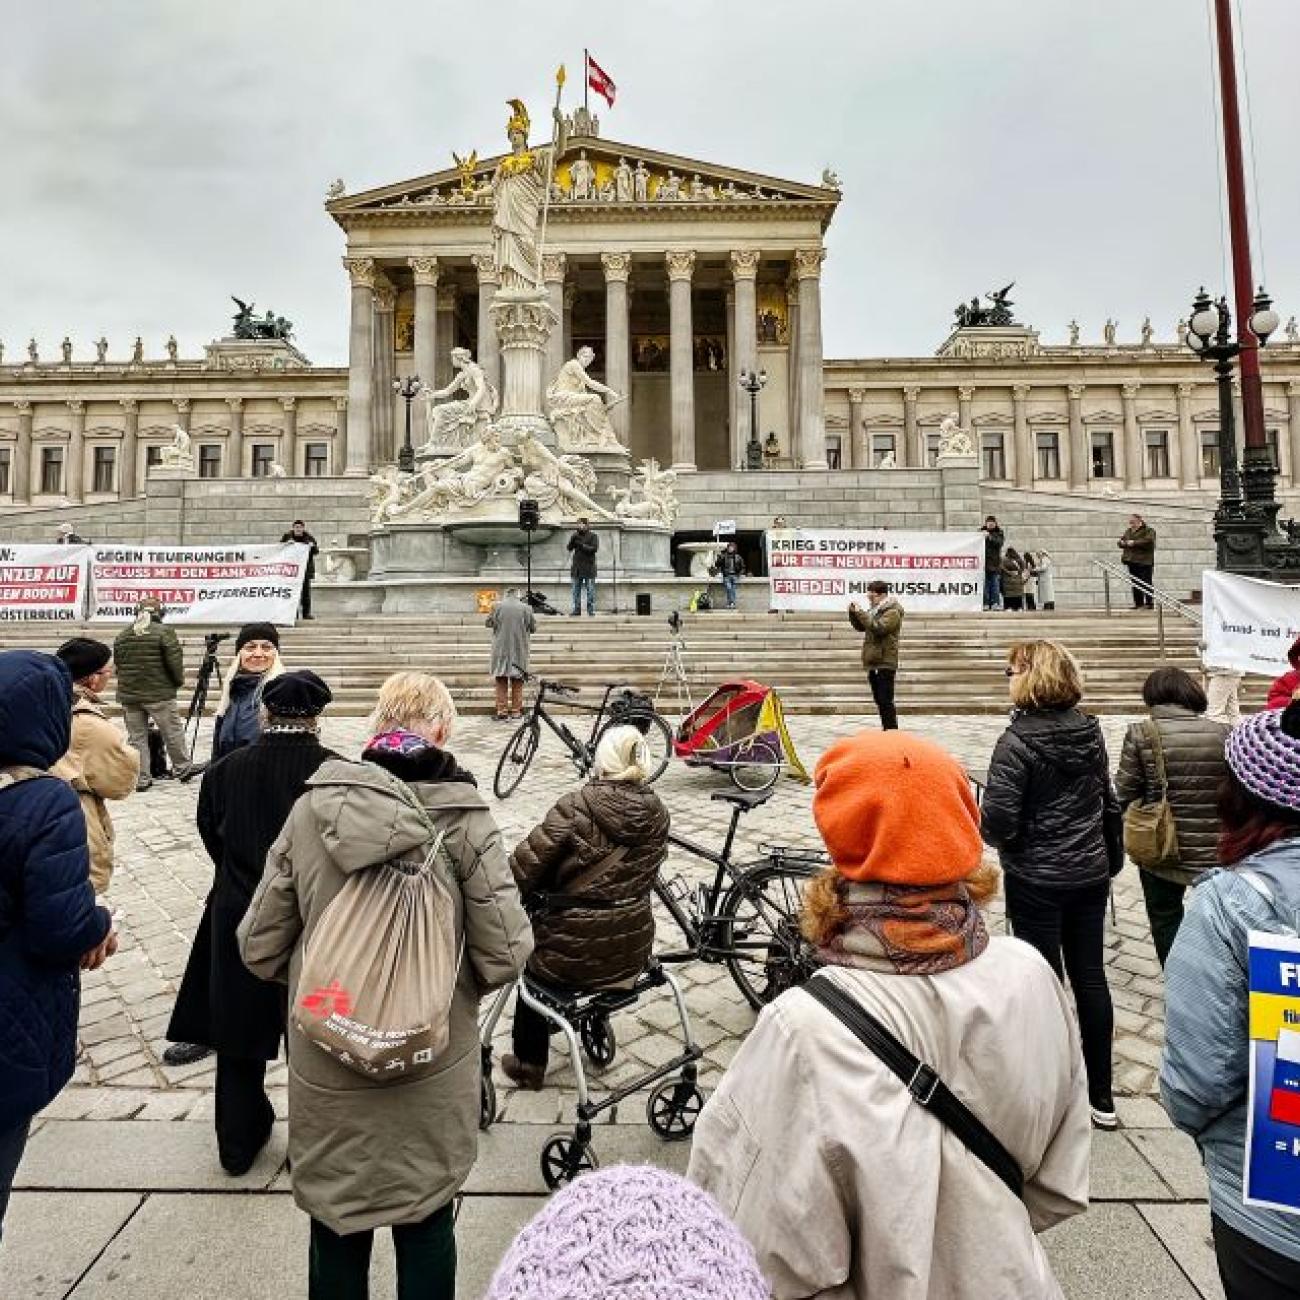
737,368,767,453
393,375,422,474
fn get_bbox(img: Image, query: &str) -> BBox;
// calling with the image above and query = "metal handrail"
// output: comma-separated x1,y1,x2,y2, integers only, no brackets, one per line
1091,558,1202,661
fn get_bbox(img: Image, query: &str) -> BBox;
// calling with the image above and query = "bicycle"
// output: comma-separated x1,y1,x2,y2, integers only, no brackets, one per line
653,787,829,1010
493,670,675,800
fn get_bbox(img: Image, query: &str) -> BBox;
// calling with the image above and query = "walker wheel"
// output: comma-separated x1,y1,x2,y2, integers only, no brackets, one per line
580,1013,617,1069
647,1078,705,1141
540,1134,598,1190
479,1071,497,1132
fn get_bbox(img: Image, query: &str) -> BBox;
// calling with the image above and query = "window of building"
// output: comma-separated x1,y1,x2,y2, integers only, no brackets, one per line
1201,428,1221,477
981,432,1006,480
251,444,274,478
869,433,897,467
92,446,116,493
145,444,163,472
925,432,941,467
40,447,64,495
825,436,842,470
199,444,221,479
1145,429,1171,479
1035,430,1061,480
304,443,329,477
1090,430,1115,478
0,448,10,495
1266,426,1281,472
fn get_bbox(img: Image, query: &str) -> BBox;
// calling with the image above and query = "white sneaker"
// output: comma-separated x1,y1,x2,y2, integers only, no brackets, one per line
1090,1105,1119,1130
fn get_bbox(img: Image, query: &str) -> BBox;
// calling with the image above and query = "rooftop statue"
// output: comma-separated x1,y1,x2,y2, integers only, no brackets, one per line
953,282,1018,329
231,297,294,341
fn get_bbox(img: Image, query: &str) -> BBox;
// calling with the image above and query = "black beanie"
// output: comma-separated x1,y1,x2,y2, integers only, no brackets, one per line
261,669,332,718
56,637,112,682
235,622,280,652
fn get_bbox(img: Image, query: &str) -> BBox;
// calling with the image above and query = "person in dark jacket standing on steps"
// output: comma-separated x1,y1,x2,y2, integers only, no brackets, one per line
848,581,903,731
1118,513,1157,608
567,518,598,616
502,725,670,1089
1114,667,1229,966
281,520,319,621
982,516,1005,610
0,651,117,1240
981,639,1124,1130
113,597,192,788
167,671,337,1175
709,539,747,609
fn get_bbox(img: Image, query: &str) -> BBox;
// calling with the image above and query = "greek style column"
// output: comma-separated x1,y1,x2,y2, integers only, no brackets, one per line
1177,383,1201,489
343,256,376,475
1012,385,1032,488
435,285,457,387
333,397,348,473
173,397,191,436
372,279,397,465
848,388,866,470
66,400,86,501
1067,385,1087,490
120,398,139,497
724,288,736,461
1286,382,1300,489
408,256,439,392
787,281,801,448
562,282,577,362
793,248,827,469
730,250,760,466
542,253,568,391
666,251,697,470
224,397,243,478
902,387,921,468
958,386,974,432
12,401,32,504
280,398,299,476
1121,382,1142,488
472,254,501,394
601,253,632,444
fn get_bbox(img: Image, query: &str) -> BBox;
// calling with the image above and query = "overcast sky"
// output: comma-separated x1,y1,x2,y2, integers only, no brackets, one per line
3,0,1298,368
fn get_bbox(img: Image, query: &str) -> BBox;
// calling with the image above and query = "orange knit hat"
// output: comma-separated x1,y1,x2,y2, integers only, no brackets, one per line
812,731,983,885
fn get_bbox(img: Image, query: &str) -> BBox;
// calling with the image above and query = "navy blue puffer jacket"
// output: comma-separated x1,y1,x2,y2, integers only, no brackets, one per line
0,651,111,1122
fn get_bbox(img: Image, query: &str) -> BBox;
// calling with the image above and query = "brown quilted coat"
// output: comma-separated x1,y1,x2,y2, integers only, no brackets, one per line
509,779,670,987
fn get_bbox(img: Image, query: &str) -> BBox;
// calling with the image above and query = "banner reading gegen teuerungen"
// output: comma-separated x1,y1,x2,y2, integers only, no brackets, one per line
766,529,984,612
0,544,91,622
89,543,309,624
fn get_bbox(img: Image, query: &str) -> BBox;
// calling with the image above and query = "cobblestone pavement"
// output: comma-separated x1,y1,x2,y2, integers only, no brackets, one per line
54,711,1167,1127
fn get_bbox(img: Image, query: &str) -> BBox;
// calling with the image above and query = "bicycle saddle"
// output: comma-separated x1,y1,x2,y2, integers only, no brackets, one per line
710,788,773,811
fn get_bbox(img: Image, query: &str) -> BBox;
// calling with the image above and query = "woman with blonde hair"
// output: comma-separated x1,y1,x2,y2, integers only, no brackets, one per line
239,671,532,1299
501,724,670,1089
981,639,1123,1129
211,623,285,761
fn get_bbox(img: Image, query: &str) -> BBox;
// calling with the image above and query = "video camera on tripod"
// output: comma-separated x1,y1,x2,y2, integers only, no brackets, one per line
179,631,233,775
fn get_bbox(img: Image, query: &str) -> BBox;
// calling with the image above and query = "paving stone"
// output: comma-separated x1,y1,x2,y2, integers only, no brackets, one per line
1042,1203,1203,1299
1138,1204,1227,1300
1089,1131,1177,1201
1128,1130,1210,1200
1116,1096,1174,1128
0,1192,143,1299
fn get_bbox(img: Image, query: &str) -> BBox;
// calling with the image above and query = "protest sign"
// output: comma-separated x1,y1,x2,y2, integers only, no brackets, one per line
89,543,309,625
765,528,983,612
0,544,90,622
1201,571,1300,676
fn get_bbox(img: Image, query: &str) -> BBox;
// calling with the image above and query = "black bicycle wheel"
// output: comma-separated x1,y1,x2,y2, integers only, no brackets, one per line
730,739,780,793
720,861,819,1011
494,720,540,799
595,710,673,783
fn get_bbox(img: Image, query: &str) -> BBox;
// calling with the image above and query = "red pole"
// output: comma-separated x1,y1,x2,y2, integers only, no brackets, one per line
1212,0,1266,450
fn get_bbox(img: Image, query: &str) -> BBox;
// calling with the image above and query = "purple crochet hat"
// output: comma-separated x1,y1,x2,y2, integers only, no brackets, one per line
484,1165,771,1300
1225,706,1300,812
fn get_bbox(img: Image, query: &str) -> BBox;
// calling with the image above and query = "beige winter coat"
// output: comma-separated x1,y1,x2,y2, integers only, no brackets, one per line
688,938,1091,1300
238,757,533,1235
51,689,140,893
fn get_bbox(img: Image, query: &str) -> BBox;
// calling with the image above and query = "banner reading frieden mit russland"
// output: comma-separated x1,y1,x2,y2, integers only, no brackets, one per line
89,543,309,625
0,544,91,622
766,529,984,612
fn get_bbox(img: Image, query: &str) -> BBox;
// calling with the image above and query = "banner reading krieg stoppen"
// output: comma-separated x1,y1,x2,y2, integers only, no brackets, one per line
90,543,310,624
1201,570,1300,676
766,529,984,612
0,544,91,622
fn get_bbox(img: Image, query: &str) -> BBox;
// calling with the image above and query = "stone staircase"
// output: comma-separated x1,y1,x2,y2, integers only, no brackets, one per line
1,608,1257,717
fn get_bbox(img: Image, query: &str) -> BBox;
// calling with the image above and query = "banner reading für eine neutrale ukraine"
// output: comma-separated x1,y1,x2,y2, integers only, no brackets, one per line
766,528,984,612
0,545,91,622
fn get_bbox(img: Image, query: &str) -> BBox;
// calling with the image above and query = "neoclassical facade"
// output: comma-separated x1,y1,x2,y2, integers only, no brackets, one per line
3,107,1299,509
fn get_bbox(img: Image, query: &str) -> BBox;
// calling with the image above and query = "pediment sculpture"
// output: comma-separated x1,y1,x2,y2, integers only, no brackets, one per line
420,347,499,451
546,346,623,450
609,458,679,526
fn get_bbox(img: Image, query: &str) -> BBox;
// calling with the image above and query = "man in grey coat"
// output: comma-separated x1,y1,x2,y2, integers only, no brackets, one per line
487,589,536,721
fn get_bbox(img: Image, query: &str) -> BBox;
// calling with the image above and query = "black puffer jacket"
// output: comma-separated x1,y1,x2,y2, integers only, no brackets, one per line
509,779,670,987
981,707,1123,887
1114,704,1229,886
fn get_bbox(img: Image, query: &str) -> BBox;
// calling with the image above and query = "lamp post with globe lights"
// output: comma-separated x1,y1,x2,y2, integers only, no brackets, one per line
392,375,422,474
738,368,767,454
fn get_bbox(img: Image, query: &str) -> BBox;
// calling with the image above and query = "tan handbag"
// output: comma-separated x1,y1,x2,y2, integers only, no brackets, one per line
1122,721,1180,870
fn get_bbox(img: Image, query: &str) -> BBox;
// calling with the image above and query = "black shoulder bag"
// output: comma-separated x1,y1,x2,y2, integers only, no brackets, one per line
802,972,1024,1200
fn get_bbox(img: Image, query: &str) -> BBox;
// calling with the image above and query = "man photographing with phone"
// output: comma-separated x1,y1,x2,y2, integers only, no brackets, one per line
849,581,904,731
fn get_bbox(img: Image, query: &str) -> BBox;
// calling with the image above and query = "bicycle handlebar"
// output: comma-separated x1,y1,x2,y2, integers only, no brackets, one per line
510,663,579,697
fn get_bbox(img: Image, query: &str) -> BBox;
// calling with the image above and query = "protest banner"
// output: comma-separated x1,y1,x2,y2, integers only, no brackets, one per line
1201,570,1300,676
1244,930,1300,1216
0,544,90,623
89,543,309,625
765,528,984,612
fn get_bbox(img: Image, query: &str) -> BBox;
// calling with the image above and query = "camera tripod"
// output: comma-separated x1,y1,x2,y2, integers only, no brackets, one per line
181,632,228,767
654,613,694,721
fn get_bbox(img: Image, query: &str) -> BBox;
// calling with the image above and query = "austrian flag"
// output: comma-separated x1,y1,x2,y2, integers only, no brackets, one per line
587,52,616,109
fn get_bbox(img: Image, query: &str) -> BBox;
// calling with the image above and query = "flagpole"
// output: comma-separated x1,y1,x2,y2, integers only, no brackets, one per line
536,65,565,292
584,47,589,115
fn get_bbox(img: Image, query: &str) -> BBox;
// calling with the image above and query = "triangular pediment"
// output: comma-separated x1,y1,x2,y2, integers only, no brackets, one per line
1136,408,1179,424
1083,408,1123,425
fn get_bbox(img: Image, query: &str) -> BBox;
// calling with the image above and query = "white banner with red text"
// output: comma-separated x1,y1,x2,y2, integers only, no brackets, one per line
1201,570,1300,676
765,529,984,612
89,543,310,624
0,544,91,623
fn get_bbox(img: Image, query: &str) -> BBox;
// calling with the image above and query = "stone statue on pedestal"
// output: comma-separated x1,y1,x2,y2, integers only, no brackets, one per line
936,414,975,459
1068,320,1080,345
489,99,569,292
608,459,678,526
368,465,411,523
159,425,194,470
419,347,498,450
546,346,622,449
1285,316,1298,343
269,461,287,478
633,160,649,202
61,337,72,364
132,337,144,363
1103,318,1118,346
877,450,897,469
384,429,522,523
568,149,596,201
166,334,178,361
614,157,633,202
95,337,108,363
1140,317,1154,347
519,433,615,520
27,339,38,364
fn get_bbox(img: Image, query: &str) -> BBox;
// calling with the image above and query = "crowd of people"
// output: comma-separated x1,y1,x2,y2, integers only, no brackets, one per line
3,604,1300,1299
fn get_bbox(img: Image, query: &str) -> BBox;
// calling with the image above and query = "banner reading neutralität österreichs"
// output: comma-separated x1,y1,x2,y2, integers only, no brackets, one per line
766,529,984,612
0,544,91,622
89,543,309,624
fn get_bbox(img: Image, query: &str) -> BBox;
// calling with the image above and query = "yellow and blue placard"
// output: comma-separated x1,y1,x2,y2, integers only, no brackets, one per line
1245,929,1300,1214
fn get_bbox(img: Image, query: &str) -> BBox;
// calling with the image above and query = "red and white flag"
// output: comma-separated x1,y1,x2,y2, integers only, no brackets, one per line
586,52,616,109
